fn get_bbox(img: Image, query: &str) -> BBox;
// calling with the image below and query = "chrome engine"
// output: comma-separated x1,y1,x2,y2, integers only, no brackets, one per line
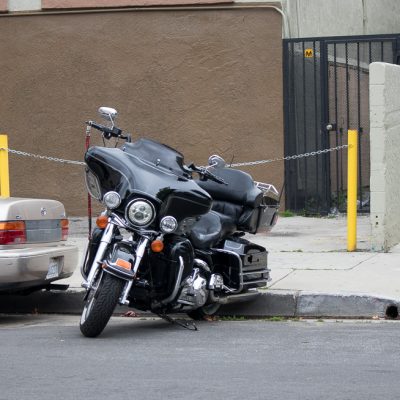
176,268,208,310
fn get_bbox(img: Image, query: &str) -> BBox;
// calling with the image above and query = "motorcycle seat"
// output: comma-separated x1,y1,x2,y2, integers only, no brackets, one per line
195,169,266,234
195,168,263,208
189,211,236,249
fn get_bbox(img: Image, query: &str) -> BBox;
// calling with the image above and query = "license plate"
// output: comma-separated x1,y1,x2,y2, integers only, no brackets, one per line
46,257,63,280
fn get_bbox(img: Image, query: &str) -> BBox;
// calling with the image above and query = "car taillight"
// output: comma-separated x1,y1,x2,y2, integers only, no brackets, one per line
61,219,69,241
0,221,27,245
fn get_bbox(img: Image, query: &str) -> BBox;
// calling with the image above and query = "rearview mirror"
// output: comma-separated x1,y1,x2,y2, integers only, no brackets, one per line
208,155,226,169
98,107,118,124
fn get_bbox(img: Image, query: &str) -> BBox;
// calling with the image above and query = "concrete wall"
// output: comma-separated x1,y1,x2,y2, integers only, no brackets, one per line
280,0,400,38
0,8,283,216
369,62,400,251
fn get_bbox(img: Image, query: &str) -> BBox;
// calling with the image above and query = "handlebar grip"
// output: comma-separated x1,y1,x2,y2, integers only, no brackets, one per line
86,121,107,132
86,121,123,140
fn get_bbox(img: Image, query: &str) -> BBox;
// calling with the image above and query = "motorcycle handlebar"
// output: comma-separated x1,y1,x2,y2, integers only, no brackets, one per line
188,163,227,185
86,121,131,142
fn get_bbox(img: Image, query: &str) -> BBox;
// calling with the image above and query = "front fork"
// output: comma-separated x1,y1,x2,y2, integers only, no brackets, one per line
82,222,116,290
81,222,149,306
119,236,149,305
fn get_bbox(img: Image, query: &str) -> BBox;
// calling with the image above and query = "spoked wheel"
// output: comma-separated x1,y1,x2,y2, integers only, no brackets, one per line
80,271,125,338
187,302,221,321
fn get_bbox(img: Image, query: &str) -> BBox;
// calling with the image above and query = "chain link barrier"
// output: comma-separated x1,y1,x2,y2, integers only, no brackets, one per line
229,144,349,167
0,144,349,168
0,147,85,166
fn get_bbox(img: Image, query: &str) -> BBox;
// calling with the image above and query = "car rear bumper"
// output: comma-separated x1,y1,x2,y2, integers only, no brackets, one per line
0,244,79,291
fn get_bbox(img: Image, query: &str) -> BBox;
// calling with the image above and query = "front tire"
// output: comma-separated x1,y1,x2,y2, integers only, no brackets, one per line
80,272,125,338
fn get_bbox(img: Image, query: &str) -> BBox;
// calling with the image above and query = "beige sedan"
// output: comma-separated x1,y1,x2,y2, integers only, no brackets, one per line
0,197,78,293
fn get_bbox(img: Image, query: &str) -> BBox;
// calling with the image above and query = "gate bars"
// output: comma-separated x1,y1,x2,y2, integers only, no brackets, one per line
283,33,400,215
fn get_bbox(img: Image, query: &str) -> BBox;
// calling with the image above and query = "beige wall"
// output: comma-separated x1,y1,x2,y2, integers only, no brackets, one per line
0,8,283,215
370,62,400,251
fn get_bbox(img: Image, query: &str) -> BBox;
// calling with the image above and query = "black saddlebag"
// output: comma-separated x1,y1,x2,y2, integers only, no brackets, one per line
212,238,270,290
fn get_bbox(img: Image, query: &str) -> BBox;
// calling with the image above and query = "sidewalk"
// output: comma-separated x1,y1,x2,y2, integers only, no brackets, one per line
1,215,400,319
222,215,400,319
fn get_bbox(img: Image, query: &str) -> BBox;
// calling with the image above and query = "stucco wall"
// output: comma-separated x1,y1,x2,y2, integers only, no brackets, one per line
370,62,400,251
0,8,283,216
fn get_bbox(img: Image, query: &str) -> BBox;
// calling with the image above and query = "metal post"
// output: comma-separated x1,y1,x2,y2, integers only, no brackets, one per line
0,134,10,197
347,130,358,251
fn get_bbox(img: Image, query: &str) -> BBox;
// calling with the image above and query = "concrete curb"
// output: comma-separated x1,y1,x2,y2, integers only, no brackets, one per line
219,290,400,319
0,290,87,315
0,289,399,319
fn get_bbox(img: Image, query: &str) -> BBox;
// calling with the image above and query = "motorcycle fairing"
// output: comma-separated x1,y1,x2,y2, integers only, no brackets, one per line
85,145,212,222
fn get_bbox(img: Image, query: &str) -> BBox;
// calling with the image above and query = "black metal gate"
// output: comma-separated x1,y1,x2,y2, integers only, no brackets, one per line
283,34,400,214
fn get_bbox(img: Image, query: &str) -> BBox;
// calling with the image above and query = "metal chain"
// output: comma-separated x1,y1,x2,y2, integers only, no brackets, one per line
0,144,349,168
229,144,349,167
0,147,85,166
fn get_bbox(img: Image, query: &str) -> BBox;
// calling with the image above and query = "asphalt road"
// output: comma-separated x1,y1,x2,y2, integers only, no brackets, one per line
0,315,399,400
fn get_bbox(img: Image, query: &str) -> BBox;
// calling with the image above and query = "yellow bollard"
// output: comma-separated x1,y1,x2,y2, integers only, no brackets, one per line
347,129,358,251
0,134,10,198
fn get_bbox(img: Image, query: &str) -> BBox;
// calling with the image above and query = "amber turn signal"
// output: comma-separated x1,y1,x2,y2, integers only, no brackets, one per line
96,214,109,229
60,218,69,241
151,239,164,253
115,258,132,270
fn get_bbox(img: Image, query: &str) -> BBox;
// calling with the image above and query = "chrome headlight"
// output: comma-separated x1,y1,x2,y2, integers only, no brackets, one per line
85,169,101,200
160,216,178,233
126,199,155,227
103,191,121,209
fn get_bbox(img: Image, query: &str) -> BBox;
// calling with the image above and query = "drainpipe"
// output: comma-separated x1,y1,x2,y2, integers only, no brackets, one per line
362,0,367,35
0,3,289,37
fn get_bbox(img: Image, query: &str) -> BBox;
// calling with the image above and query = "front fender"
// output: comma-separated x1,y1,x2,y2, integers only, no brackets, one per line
102,241,136,281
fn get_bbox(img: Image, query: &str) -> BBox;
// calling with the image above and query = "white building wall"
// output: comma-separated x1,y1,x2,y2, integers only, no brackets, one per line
369,62,400,251
8,0,41,11
236,0,400,38
282,0,364,38
364,0,400,35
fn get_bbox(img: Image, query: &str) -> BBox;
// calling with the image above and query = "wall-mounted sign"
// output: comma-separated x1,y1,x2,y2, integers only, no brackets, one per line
304,48,314,58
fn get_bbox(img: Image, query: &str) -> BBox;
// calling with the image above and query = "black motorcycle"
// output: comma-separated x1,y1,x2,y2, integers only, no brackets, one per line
80,107,279,337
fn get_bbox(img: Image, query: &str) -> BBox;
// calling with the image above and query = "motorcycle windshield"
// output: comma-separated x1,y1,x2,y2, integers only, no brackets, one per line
122,138,189,178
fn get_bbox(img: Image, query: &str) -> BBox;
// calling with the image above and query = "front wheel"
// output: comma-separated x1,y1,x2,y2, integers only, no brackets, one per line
80,272,125,338
187,302,221,321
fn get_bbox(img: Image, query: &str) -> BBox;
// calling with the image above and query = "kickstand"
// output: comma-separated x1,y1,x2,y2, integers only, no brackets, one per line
157,313,198,331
